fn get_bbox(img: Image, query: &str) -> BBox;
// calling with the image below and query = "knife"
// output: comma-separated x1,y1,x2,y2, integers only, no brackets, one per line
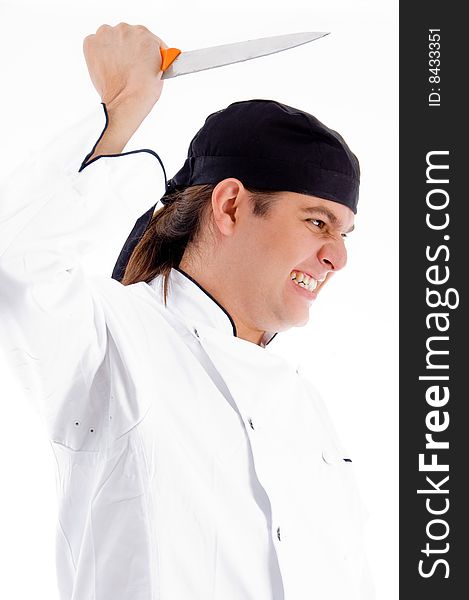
159,32,329,79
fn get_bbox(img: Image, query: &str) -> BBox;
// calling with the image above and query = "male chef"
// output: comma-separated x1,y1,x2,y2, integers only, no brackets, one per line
0,23,373,600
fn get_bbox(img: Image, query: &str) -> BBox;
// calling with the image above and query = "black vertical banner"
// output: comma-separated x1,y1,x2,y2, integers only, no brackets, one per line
400,4,468,597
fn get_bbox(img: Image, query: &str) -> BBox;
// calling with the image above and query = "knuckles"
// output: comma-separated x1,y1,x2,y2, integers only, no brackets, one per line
94,23,149,34
83,23,164,52
95,24,112,34
84,23,157,44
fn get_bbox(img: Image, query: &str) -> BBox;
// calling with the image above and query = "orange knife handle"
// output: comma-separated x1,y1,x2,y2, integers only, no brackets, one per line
160,47,182,71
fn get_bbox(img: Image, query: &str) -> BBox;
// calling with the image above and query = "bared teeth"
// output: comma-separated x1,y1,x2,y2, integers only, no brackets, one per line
290,270,318,292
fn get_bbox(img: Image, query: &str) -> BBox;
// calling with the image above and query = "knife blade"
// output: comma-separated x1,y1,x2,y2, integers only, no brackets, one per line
160,32,329,79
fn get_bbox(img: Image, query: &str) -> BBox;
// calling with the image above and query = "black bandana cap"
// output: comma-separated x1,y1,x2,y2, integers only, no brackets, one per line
112,99,360,281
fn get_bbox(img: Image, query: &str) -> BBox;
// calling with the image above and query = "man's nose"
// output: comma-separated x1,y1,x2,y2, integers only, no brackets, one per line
317,240,347,272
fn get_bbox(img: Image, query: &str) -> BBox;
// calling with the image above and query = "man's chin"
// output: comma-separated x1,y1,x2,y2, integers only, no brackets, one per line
294,314,311,328
275,311,311,332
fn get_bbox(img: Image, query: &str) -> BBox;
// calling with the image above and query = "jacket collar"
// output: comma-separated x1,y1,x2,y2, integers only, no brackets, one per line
149,268,277,347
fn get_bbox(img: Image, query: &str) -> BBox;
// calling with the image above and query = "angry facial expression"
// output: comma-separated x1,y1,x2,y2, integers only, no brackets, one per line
225,190,355,335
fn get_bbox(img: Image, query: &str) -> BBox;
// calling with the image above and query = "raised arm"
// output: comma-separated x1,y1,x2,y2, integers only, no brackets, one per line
0,24,167,445
82,23,167,164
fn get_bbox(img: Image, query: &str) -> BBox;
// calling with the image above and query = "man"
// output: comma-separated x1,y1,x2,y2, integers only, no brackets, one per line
0,23,373,599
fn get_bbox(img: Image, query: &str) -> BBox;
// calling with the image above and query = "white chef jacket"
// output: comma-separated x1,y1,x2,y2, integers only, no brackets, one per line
0,104,374,600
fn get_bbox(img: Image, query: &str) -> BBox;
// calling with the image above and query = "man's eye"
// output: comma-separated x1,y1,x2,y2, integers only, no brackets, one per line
309,218,325,228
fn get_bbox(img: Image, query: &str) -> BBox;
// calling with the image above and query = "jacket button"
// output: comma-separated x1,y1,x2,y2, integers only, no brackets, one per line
277,527,281,541
248,418,255,430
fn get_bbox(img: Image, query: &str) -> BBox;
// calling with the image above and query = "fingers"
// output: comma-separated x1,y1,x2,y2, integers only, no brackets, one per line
85,23,168,48
82,22,166,108
96,23,112,33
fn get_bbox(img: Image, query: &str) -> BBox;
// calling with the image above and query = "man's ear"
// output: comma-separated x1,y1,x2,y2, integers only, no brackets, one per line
211,178,247,236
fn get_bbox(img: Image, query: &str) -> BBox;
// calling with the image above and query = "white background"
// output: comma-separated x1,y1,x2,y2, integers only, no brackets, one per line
0,0,398,597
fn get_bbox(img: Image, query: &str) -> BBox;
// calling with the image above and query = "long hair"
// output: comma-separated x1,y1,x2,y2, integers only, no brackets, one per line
121,184,278,299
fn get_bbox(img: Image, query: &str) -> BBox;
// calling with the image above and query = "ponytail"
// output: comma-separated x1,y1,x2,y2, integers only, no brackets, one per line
121,184,278,299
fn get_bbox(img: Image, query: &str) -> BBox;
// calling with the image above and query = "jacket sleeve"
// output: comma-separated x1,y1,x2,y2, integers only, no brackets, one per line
0,103,165,446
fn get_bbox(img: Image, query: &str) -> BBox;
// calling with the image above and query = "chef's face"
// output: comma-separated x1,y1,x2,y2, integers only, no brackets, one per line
222,186,355,334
